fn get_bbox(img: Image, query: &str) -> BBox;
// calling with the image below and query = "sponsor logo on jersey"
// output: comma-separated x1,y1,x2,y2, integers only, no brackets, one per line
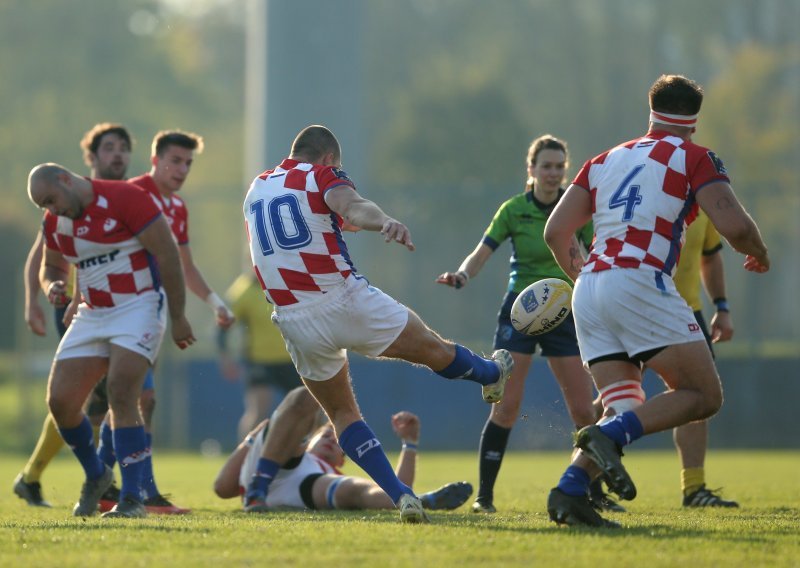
331,168,352,183
77,249,121,269
707,151,727,175
688,322,701,332
103,218,118,232
77,226,89,236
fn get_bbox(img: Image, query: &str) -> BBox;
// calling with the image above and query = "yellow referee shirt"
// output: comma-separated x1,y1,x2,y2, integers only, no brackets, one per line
673,210,723,311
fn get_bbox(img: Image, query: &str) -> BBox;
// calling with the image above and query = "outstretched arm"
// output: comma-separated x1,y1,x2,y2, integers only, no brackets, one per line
436,243,493,289
391,411,420,487
178,244,235,329
324,186,414,251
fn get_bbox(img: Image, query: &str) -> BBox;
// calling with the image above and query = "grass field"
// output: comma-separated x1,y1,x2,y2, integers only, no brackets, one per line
0,450,798,567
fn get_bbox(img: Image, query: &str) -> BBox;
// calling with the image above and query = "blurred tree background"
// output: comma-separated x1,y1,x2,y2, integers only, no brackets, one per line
1,0,797,355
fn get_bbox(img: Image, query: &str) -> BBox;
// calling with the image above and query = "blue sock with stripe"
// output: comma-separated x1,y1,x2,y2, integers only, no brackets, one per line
140,433,159,499
338,420,412,504
436,344,499,386
598,411,644,447
248,458,280,499
113,426,148,502
557,465,591,497
60,416,105,480
97,419,116,468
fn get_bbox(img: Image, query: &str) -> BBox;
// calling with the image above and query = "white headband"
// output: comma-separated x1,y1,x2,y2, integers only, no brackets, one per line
649,109,698,128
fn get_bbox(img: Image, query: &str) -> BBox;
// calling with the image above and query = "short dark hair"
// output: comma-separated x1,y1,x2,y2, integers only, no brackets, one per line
290,125,341,163
80,123,132,166
151,129,204,157
649,74,704,116
527,134,568,167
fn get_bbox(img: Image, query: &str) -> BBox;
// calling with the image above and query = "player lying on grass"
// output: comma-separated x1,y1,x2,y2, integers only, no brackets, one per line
214,391,472,513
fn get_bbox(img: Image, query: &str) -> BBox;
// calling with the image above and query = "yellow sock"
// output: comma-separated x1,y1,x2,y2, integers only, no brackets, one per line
681,467,705,496
22,414,65,483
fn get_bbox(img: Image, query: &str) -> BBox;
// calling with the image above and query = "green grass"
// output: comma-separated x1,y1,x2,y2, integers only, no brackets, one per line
0,450,798,567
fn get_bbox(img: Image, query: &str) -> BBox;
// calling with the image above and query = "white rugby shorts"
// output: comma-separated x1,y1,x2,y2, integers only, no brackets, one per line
272,276,409,381
239,433,331,509
572,268,704,364
55,290,167,364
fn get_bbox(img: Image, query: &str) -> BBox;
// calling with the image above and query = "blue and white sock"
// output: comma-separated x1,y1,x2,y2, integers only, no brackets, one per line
97,419,116,468
338,420,412,504
436,344,499,386
113,426,148,502
248,458,280,499
557,465,591,497
60,416,105,480
598,411,644,447
139,432,159,499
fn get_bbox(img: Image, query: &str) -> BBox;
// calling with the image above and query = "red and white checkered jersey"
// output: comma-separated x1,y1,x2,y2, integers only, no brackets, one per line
130,174,189,245
42,180,163,309
573,130,729,277
243,158,358,307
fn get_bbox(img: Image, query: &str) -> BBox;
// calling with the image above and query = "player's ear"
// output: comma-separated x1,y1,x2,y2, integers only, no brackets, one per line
151,155,159,168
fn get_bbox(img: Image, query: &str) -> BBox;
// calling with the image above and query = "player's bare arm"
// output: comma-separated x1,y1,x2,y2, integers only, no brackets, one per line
178,244,235,329
436,243,492,289
696,181,769,272
24,230,47,335
137,216,196,349
391,411,420,486
325,186,415,251
700,251,733,342
544,184,592,282
39,247,71,307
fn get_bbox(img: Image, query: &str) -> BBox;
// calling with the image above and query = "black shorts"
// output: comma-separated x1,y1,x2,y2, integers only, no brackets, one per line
493,290,580,357
245,362,302,391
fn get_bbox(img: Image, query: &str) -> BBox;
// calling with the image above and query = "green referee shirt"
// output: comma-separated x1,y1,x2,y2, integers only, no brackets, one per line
483,190,593,293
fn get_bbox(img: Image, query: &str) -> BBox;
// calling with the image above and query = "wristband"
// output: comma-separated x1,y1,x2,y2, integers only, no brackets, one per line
456,270,469,282
713,297,729,313
402,442,418,451
206,292,227,311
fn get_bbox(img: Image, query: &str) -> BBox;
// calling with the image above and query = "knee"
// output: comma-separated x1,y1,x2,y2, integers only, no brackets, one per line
47,391,69,422
696,383,723,420
139,391,156,416
285,386,318,415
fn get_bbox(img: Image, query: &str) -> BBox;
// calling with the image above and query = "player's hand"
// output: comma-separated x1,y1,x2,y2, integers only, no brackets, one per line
45,281,71,307
215,306,236,330
710,310,734,343
381,219,415,251
171,315,196,350
391,411,420,442
744,253,769,273
435,271,469,289
62,297,80,328
25,301,47,336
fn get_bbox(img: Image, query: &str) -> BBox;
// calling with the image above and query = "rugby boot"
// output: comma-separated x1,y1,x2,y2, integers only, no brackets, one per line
397,493,430,523
102,495,147,518
482,350,513,403
72,465,114,517
547,488,621,528
470,499,497,514
574,425,636,500
420,481,473,510
13,473,52,507
683,485,739,508
588,478,627,512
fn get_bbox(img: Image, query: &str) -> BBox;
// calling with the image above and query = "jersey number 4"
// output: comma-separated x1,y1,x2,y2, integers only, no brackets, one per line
609,164,645,221
250,195,311,256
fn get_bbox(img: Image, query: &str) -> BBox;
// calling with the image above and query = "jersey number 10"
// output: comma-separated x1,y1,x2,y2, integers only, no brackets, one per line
250,195,312,256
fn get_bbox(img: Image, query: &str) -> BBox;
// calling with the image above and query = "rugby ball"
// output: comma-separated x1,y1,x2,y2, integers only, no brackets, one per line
510,278,572,335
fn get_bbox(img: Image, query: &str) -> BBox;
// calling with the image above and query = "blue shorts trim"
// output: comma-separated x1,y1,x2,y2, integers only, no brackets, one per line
493,290,580,357
142,368,155,391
